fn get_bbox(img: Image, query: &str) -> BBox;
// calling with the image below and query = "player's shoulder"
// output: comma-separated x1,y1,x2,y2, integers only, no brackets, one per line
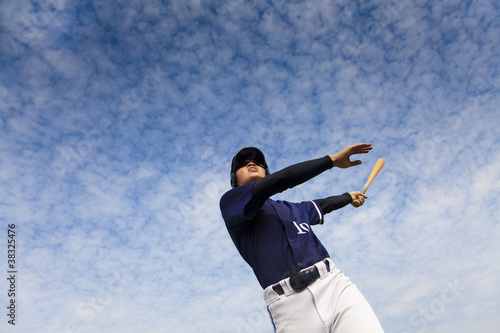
220,183,255,208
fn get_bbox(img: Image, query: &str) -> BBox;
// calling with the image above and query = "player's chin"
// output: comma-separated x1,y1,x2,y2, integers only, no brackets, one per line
248,173,266,183
238,174,265,186
253,174,266,181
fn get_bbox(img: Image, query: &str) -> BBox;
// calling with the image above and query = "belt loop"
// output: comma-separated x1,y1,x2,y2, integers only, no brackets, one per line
281,278,293,294
316,259,330,277
272,284,284,295
270,277,295,296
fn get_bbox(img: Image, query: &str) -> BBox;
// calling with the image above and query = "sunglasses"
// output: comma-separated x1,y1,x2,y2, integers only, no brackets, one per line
238,160,265,169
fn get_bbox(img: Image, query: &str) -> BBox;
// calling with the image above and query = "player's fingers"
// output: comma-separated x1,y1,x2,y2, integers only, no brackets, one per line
351,199,363,207
352,143,372,151
355,144,373,154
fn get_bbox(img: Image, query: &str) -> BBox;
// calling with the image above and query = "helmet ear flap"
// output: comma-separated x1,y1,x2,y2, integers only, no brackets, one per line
231,172,238,188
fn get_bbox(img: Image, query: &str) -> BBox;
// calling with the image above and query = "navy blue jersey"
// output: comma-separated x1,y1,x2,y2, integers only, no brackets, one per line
220,182,331,288
220,156,352,289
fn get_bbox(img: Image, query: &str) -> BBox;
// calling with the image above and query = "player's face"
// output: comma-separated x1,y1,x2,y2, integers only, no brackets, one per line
235,160,267,186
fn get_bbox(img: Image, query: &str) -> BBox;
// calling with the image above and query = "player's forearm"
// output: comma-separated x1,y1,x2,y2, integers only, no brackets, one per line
313,193,352,214
254,156,333,198
243,156,334,217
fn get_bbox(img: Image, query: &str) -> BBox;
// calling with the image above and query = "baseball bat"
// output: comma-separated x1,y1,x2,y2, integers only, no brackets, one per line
351,158,385,208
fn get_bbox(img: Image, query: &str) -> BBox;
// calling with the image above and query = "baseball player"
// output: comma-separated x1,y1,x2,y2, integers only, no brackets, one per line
219,143,384,332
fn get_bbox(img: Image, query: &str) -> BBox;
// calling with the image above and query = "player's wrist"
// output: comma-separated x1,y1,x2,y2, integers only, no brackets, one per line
329,154,338,167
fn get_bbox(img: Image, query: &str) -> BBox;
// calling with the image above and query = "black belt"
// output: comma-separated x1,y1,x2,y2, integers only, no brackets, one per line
272,259,331,295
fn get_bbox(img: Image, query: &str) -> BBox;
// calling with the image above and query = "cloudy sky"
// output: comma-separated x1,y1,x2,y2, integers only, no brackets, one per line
0,0,499,332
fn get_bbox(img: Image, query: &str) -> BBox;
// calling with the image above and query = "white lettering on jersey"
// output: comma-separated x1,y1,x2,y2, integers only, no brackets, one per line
293,221,310,234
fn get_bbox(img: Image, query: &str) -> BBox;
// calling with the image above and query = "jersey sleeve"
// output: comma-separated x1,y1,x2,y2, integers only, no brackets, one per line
219,183,258,227
308,200,324,225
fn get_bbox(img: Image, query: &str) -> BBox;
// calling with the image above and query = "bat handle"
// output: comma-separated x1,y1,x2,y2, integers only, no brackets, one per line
351,183,369,208
351,198,363,207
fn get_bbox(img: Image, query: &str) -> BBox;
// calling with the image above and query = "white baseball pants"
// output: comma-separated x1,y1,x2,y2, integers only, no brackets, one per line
263,259,384,333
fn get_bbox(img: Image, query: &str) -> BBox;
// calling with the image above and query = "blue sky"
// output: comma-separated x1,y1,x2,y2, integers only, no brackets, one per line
0,0,499,332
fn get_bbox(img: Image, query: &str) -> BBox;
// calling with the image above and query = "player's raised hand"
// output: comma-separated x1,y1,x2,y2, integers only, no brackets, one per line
329,143,372,168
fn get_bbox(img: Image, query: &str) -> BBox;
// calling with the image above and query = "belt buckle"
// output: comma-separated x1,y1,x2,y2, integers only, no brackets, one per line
289,267,317,292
